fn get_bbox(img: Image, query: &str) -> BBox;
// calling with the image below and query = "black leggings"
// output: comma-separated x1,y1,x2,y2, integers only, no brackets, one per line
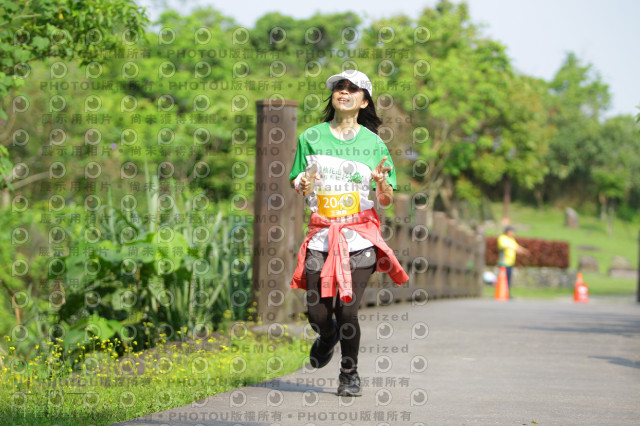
305,263,376,370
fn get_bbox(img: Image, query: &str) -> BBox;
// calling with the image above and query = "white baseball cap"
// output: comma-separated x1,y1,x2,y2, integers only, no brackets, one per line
325,69,373,98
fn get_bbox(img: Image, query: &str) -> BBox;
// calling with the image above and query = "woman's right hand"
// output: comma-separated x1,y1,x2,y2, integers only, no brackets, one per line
293,170,318,196
300,172,320,196
299,175,312,195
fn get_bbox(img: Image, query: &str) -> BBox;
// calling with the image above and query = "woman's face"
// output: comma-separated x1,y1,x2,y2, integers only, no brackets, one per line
331,79,368,114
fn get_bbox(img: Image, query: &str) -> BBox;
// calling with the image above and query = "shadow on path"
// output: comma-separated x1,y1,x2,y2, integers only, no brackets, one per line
589,355,640,370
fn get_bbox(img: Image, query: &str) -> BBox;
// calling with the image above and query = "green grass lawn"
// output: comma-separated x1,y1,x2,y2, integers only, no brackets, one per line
0,327,310,426
483,202,639,299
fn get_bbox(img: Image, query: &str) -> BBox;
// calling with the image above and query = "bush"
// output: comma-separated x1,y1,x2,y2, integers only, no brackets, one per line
0,166,253,371
485,237,569,268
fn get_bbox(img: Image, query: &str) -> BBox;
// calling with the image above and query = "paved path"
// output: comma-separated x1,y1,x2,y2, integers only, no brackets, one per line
114,297,640,425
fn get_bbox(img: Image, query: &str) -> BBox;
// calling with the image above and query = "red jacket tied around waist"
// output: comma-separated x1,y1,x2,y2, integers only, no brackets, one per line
290,208,410,303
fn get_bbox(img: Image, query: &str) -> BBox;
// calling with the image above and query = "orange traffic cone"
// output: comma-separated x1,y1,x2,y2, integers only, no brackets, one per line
573,273,589,303
494,266,510,301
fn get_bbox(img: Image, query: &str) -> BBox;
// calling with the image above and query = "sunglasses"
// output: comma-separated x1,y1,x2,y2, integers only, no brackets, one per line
333,80,362,93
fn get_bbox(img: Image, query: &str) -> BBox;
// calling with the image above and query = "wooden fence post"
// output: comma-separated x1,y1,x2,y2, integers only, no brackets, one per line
391,194,411,302
475,225,486,297
424,211,437,298
412,206,430,298
636,230,639,303
451,222,460,296
433,212,447,298
464,231,474,294
253,99,301,324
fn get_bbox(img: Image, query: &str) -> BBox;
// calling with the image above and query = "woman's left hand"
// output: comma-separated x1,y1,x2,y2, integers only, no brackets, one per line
371,156,392,185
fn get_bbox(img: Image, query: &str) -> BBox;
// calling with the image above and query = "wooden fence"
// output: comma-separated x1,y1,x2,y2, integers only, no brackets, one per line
366,197,485,305
252,100,485,323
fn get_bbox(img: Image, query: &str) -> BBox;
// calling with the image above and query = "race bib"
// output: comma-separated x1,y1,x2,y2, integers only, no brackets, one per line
317,191,360,218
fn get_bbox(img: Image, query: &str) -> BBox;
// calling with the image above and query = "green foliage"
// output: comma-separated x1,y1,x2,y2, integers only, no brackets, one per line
595,116,640,196
0,0,149,188
454,177,482,207
51,181,252,362
0,0,149,92
62,313,123,352
592,167,628,200
0,145,13,189
544,53,611,183
0,169,252,371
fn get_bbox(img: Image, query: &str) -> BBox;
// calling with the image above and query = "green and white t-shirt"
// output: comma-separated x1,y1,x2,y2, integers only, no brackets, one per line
289,121,397,252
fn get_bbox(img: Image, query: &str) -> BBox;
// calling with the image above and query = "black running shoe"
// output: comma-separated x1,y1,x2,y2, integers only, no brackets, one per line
337,369,361,397
309,319,339,369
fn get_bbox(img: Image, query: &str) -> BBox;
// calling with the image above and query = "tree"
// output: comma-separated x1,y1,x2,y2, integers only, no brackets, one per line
359,0,551,221
381,0,514,216
592,115,640,232
469,74,553,218
542,52,610,202
0,0,150,188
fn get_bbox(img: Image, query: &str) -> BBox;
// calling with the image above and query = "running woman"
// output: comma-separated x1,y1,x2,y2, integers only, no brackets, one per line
289,70,409,397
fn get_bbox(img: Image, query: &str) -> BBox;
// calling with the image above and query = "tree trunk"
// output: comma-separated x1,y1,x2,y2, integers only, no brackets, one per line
1,188,9,209
607,200,615,236
534,187,544,210
439,177,456,218
439,186,451,213
1,280,22,326
599,192,607,221
502,175,511,223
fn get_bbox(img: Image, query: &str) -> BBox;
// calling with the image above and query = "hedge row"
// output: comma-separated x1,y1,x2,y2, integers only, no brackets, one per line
485,237,570,268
